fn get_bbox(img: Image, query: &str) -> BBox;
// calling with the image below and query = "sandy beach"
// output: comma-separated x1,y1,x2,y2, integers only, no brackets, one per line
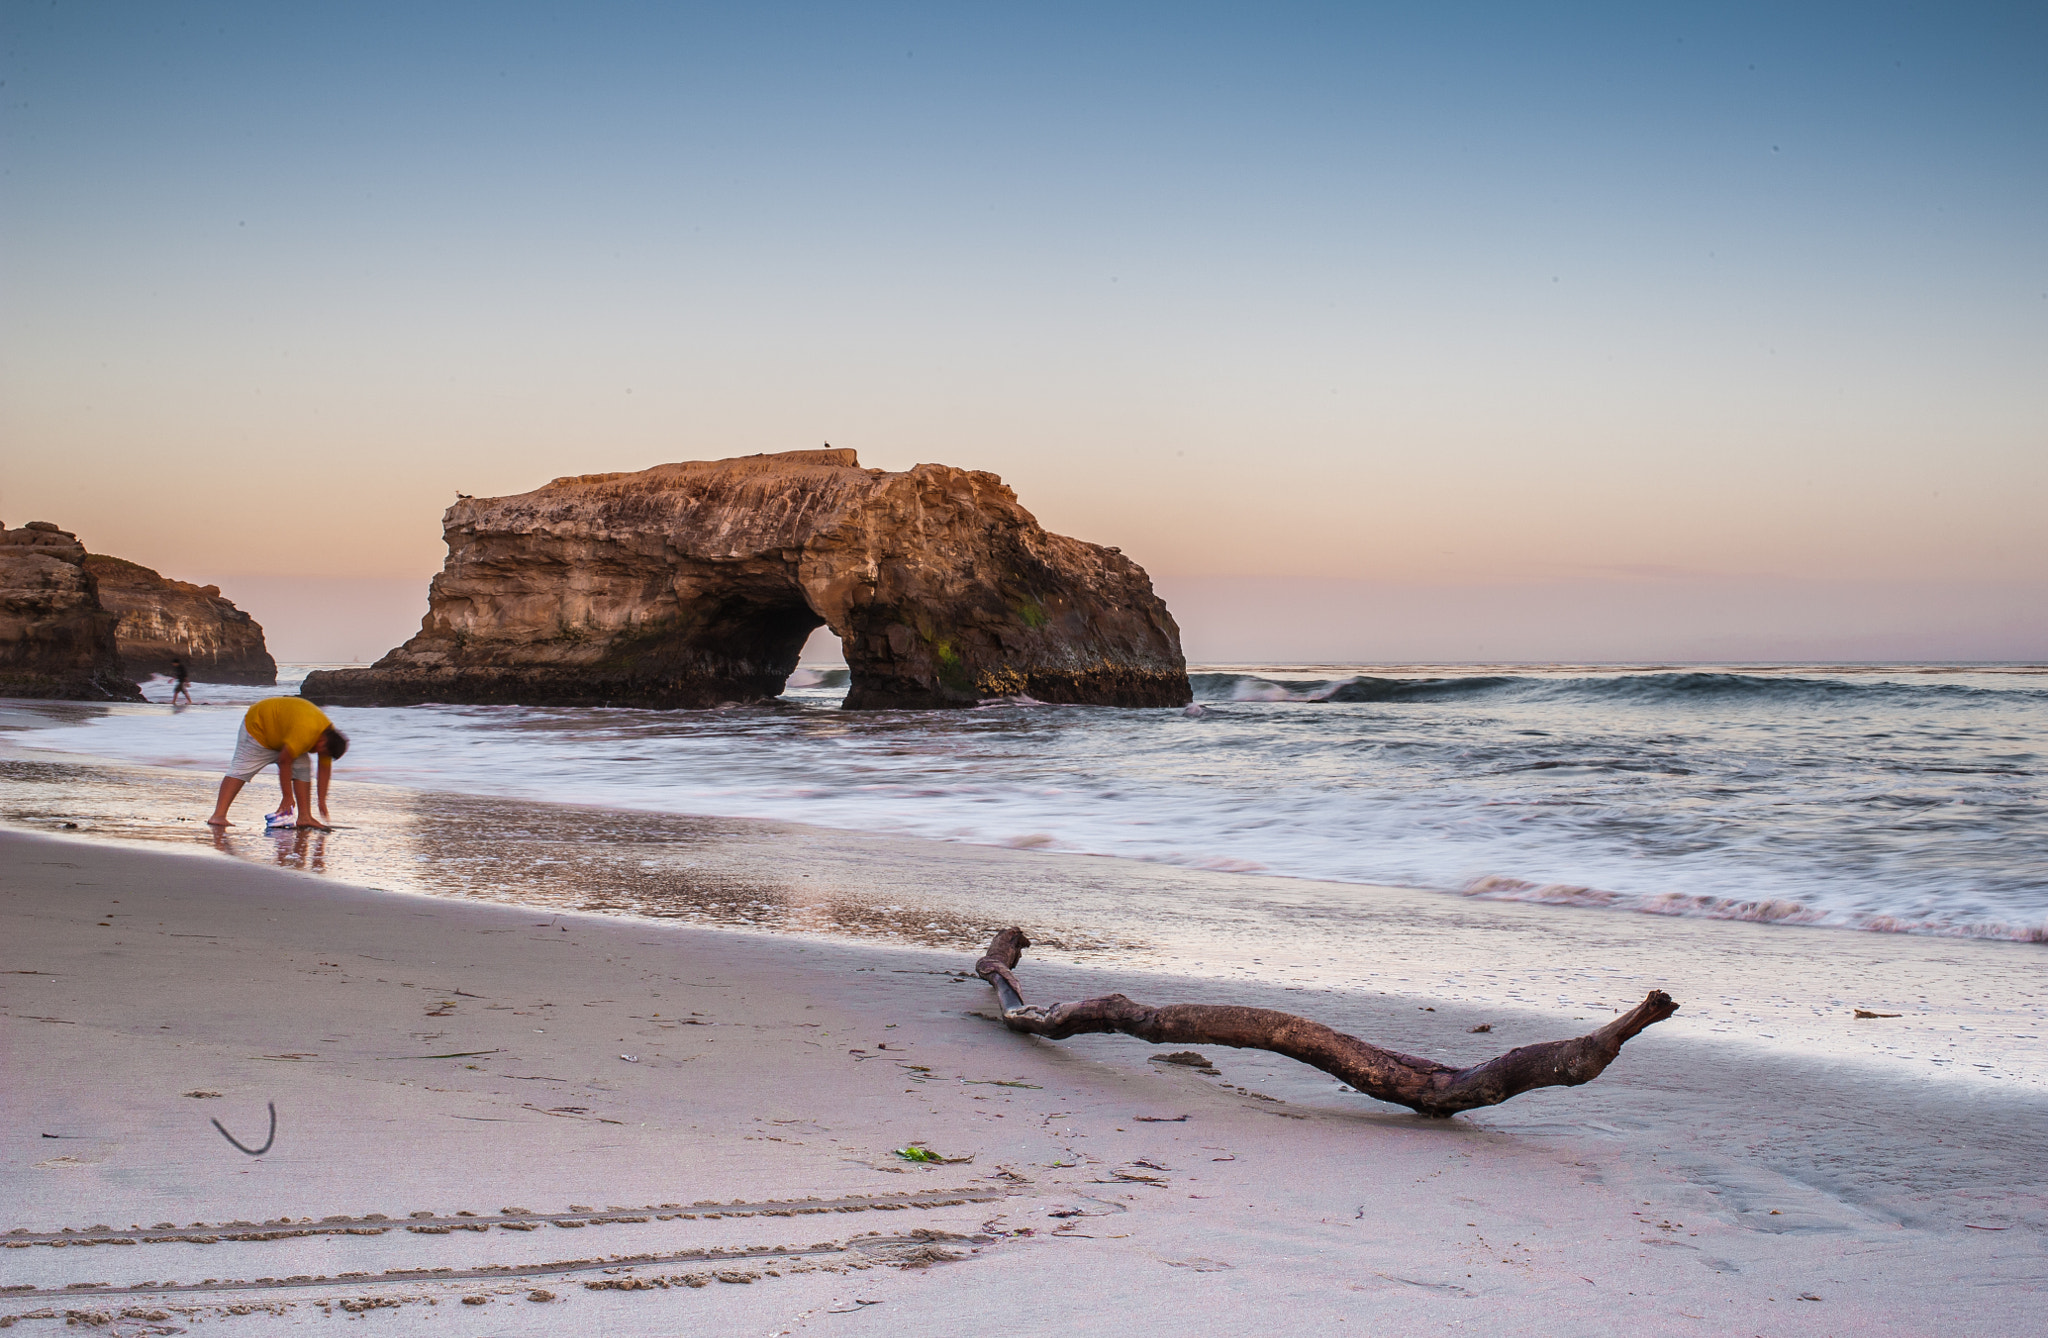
11,2,2043,1331
5,812,2045,1334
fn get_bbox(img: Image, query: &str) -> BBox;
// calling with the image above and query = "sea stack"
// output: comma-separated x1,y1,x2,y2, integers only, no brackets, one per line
0,522,143,701
82,554,278,685
302,449,1192,710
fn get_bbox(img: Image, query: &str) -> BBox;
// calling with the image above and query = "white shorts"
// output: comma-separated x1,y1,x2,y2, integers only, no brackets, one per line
226,723,312,782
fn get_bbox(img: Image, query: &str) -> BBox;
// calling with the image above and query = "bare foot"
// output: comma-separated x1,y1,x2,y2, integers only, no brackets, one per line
206,818,232,827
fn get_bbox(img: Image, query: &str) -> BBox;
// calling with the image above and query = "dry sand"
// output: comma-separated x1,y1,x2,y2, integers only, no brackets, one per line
3,827,2045,1335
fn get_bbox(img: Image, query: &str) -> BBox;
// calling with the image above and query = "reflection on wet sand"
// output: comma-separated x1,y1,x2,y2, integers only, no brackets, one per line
0,754,1119,956
9,746,2048,1095
210,821,330,873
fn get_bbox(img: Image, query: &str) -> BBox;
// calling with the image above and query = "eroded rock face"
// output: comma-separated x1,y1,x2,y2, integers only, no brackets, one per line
81,555,277,685
302,449,1191,710
0,522,142,701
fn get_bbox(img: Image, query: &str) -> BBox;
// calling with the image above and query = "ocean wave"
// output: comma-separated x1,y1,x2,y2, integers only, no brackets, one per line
1316,675,1517,702
29,661,2045,948
1190,671,1508,702
785,666,851,690
1189,669,2047,707
1461,874,2048,943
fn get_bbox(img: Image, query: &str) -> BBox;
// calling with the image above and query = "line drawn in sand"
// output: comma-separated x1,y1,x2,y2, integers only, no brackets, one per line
212,1101,277,1156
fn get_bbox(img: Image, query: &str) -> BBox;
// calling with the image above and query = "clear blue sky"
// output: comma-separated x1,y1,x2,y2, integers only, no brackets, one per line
5,3,2042,659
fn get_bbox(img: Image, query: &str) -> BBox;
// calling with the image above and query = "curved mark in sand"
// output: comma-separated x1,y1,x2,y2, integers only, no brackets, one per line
210,1101,277,1156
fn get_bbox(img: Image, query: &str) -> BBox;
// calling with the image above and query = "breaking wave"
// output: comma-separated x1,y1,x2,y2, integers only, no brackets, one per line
1192,669,2047,707
1459,875,2048,944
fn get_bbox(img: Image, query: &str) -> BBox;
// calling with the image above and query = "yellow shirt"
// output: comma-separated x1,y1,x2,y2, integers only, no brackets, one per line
244,697,333,757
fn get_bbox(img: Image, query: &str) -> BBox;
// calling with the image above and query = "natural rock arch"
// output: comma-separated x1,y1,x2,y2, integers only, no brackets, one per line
303,450,1191,711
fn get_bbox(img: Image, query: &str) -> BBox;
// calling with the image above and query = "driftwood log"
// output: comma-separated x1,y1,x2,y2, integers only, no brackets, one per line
974,928,1677,1118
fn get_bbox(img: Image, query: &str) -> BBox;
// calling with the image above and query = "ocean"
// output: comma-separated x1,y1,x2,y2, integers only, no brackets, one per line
19,662,2045,944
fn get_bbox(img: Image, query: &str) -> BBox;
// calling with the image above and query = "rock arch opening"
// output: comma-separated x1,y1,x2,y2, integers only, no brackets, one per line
635,575,830,705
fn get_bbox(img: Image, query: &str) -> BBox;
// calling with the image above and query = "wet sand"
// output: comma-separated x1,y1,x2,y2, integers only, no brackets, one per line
4,814,2045,1333
6,733,2046,1091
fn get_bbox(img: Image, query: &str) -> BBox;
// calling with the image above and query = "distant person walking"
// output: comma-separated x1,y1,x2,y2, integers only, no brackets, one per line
169,655,193,705
205,697,349,830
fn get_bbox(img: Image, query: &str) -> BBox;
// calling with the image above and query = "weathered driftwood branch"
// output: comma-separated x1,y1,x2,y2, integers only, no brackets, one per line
974,928,1677,1118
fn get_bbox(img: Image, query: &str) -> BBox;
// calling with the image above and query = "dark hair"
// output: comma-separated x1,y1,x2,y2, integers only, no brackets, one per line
322,726,350,760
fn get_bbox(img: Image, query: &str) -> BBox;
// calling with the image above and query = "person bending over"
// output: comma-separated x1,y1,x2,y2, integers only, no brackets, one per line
205,696,350,830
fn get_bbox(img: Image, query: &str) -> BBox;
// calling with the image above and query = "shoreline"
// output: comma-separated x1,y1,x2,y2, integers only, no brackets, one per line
4,736,2047,1094
12,662,2048,948
10,684,2048,949
4,830,2045,1333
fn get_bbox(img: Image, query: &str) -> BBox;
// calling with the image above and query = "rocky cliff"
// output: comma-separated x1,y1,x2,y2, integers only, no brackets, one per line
302,449,1191,710
82,555,277,685
0,522,143,701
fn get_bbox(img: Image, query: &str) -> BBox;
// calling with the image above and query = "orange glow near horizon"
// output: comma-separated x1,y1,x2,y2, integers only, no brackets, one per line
5,6,2042,659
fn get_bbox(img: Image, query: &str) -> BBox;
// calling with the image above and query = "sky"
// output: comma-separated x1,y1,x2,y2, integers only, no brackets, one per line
4,2,2043,662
